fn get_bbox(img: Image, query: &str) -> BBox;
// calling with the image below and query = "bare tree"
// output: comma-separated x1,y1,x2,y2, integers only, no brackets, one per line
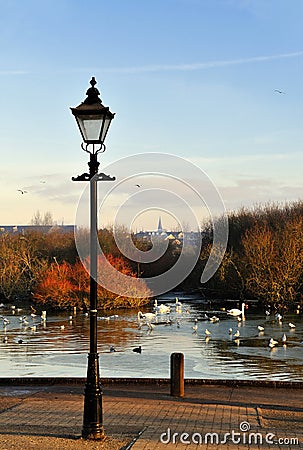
30,210,55,226
242,217,303,310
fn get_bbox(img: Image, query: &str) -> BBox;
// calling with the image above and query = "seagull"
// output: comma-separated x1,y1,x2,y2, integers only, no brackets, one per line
275,313,283,322
289,323,296,329
209,316,219,323
269,338,278,348
258,325,265,332
282,333,287,343
274,89,286,94
205,328,211,336
17,189,28,194
234,330,240,338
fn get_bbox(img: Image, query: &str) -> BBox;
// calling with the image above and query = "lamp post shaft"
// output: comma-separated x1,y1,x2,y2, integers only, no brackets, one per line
82,152,104,440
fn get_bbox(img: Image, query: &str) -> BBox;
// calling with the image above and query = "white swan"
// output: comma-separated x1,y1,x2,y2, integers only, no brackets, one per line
175,297,182,309
138,311,157,322
153,300,170,314
158,304,171,314
227,303,246,320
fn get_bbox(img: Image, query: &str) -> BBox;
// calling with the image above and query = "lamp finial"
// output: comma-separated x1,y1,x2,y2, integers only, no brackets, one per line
84,77,101,105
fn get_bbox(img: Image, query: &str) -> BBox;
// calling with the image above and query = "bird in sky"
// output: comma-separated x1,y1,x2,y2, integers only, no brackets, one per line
135,184,141,188
274,89,286,94
17,189,28,194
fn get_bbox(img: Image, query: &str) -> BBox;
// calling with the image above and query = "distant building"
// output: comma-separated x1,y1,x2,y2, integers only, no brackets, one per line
134,218,201,247
0,225,76,235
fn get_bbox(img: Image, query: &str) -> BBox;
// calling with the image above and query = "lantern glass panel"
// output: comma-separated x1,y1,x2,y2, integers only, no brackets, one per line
77,115,103,143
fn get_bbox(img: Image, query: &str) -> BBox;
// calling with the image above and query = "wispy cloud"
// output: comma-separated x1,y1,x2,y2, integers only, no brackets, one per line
0,70,28,75
191,152,291,167
99,51,303,74
219,177,303,212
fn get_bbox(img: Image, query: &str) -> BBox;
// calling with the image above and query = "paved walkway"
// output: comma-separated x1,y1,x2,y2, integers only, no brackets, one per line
0,381,302,449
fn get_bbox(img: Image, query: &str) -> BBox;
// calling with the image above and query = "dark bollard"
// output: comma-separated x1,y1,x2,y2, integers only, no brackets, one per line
170,352,184,397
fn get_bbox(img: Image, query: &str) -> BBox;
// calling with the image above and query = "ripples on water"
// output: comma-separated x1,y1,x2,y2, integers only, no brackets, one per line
0,296,302,381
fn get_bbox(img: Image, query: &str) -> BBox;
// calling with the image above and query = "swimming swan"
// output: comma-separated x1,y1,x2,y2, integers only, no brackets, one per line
227,303,246,320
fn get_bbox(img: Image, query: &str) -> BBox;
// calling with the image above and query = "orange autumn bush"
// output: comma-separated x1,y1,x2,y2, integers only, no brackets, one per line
33,256,151,310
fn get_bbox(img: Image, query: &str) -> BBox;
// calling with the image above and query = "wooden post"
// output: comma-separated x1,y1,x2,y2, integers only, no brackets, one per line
170,352,184,397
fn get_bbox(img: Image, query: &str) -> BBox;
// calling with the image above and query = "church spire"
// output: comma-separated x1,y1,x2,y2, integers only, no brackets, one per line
157,216,163,233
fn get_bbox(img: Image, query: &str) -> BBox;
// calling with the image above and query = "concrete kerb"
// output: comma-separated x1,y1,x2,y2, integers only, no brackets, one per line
0,377,302,388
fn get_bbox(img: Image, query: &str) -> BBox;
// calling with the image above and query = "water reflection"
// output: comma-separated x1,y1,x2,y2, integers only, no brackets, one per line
0,296,302,380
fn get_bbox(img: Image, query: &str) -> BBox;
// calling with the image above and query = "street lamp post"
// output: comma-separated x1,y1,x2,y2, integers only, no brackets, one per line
71,77,115,439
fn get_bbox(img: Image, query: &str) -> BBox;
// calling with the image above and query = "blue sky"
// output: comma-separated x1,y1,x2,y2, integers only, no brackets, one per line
1,0,303,230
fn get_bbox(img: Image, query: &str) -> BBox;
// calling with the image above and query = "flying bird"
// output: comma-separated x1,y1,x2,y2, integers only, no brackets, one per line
17,189,28,194
274,89,286,94
135,184,141,188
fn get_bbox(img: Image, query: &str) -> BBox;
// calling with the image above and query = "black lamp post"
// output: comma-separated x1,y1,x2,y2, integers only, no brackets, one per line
71,77,115,439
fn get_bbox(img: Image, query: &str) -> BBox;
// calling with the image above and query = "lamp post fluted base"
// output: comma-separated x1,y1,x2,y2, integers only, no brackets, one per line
82,353,104,440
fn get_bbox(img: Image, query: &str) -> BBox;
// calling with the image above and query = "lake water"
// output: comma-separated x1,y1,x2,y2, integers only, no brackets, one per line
0,294,302,381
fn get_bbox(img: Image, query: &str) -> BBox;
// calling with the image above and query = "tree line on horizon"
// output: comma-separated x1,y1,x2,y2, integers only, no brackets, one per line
1,200,303,312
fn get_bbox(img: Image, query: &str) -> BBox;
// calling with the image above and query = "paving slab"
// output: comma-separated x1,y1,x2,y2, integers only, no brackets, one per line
0,381,301,449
